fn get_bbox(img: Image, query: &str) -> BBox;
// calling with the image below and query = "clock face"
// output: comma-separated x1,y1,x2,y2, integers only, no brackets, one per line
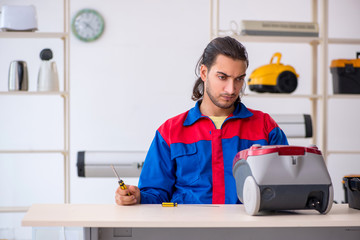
72,9,105,42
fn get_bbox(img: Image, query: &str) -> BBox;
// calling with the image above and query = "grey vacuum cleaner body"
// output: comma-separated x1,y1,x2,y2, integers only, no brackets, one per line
232,145,333,215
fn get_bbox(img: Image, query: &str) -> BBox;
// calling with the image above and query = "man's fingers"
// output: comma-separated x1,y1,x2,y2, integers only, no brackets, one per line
116,186,131,196
115,185,138,205
115,194,137,205
128,185,139,195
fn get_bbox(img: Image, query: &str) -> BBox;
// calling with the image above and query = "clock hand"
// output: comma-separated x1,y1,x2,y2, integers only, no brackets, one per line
84,22,94,30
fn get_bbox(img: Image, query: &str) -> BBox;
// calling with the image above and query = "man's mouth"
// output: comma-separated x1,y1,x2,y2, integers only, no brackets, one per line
221,95,235,101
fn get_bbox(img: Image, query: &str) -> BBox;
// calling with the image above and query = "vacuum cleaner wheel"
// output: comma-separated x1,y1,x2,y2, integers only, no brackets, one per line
276,71,298,93
243,176,261,215
323,185,334,214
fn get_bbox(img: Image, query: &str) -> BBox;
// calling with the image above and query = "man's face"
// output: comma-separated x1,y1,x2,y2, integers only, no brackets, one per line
201,54,247,110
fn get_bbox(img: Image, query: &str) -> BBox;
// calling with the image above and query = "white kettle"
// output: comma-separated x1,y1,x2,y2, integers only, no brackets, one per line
37,48,59,92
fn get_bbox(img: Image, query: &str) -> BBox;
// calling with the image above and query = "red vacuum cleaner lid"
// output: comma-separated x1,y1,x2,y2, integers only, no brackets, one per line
233,145,322,167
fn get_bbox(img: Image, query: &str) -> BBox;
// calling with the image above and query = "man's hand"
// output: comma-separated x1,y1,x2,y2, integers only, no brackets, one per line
115,185,141,205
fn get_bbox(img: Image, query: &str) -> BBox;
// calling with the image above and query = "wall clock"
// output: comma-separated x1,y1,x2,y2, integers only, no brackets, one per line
71,9,105,42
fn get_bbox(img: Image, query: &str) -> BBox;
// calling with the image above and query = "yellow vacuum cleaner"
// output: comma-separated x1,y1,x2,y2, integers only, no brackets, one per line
248,52,299,93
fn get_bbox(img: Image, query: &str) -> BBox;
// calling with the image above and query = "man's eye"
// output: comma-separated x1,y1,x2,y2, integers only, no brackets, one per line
218,75,226,80
236,78,244,82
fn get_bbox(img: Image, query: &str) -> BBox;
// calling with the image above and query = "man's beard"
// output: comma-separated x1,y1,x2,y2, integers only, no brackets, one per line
205,79,238,109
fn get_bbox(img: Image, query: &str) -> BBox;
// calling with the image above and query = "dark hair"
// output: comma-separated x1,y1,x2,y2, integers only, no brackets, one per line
192,36,249,101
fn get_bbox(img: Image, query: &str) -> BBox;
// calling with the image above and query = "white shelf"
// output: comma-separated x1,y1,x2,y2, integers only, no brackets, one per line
0,150,68,154
0,91,69,97
211,0,360,160
327,150,360,155
328,38,360,45
328,94,360,99
0,206,29,213
0,32,68,39
0,0,71,215
245,93,321,99
217,33,320,44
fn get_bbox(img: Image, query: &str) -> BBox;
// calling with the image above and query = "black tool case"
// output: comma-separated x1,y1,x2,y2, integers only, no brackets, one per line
343,175,360,210
330,52,360,94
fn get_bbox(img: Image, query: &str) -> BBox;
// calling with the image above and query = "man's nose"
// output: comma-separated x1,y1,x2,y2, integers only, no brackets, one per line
224,79,235,94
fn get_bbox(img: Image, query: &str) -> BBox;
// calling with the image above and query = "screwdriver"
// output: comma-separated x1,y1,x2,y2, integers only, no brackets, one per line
111,164,131,196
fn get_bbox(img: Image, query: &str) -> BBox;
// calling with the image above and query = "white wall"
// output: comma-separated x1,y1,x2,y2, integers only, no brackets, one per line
69,0,209,204
1,0,360,239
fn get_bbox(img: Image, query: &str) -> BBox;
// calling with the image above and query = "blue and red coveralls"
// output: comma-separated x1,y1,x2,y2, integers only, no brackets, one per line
138,101,288,204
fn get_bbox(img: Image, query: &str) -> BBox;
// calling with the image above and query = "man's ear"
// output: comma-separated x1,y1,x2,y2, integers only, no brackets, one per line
200,64,208,82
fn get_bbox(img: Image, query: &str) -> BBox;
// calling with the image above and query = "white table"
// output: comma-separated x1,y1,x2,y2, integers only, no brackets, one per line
22,204,360,240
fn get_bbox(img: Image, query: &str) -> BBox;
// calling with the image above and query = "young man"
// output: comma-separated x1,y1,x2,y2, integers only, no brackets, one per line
115,36,288,205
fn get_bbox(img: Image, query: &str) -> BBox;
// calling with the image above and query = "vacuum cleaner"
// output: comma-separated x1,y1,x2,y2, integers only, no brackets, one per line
232,145,333,215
